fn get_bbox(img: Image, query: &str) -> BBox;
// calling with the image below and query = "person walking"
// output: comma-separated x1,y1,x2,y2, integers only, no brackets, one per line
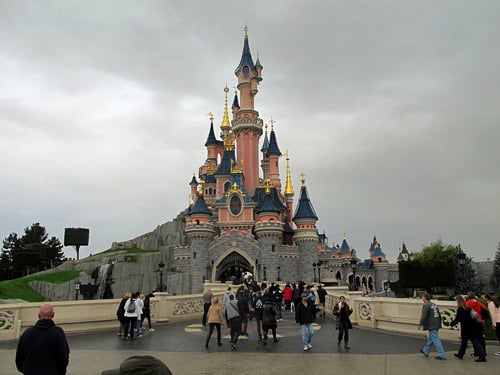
418,292,447,360
283,283,293,312
252,290,264,339
466,291,489,357
316,284,328,317
142,293,155,332
450,294,486,362
116,292,130,337
205,297,224,349
262,289,279,345
123,292,140,340
484,293,500,356
296,292,315,352
237,286,250,336
135,293,145,337
202,287,213,326
16,303,70,375
225,294,242,351
333,295,353,350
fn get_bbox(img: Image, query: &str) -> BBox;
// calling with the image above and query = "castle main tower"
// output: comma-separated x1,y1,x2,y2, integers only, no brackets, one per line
232,26,264,195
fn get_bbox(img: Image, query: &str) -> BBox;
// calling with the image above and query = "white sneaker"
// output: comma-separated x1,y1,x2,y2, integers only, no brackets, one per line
307,344,313,349
149,328,155,332
494,352,500,356
303,346,308,351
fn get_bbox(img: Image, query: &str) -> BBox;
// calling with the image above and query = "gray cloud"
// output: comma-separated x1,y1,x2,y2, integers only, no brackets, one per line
1,1,499,262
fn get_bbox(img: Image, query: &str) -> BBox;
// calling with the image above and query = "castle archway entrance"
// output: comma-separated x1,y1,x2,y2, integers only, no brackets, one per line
216,251,253,284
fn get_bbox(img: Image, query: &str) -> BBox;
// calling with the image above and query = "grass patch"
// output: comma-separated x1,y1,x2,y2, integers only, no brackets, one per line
90,247,159,256
0,270,80,302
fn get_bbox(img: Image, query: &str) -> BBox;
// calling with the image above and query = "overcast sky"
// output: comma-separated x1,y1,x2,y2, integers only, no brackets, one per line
1,1,499,262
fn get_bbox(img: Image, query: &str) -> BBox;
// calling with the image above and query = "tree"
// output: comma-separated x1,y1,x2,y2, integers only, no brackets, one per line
399,240,459,294
490,242,500,291
1,223,66,278
456,255,480,294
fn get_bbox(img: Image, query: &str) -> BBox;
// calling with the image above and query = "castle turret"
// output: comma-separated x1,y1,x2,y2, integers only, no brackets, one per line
267,121,282,190
232,27,263,194
293,175,319,281
185,187,215,293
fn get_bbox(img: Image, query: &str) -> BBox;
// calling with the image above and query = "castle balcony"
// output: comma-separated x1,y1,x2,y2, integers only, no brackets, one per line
185,222,215,239
254,221,284,238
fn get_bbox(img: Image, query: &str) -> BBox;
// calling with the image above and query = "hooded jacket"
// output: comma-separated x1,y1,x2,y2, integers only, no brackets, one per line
419,301,442,331
16,319,70,375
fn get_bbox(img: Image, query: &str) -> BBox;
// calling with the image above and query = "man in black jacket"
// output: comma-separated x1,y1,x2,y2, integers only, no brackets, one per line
296,293,316,352
16,303,70,374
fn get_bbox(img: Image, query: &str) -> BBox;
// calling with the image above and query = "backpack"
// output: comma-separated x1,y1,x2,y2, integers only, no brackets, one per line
470,308,480,323
255,298,263,310
126,298,136,314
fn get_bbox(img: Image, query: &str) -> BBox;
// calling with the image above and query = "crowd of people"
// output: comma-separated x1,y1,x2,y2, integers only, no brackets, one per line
201,280,332,352
418,291,500,363
12,284,500,373
116,291,155,341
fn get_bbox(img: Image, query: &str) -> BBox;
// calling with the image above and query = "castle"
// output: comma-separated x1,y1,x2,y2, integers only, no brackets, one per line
172,28,320,293
112,29,403,295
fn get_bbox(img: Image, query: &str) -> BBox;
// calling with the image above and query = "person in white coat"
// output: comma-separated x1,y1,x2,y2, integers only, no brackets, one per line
123,292,141,340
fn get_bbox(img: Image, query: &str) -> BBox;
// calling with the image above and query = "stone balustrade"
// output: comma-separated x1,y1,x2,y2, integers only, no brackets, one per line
0,285,460,343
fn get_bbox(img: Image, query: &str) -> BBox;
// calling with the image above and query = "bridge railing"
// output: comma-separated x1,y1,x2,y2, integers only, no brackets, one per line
1,286,460,343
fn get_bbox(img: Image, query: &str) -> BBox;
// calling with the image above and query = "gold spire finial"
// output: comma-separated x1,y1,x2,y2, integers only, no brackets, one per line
264,178,272,194
207,112,214,121
343,232,347,240
300,172,305,187
221,85,231,130
284,150,295,196
244,21,249,37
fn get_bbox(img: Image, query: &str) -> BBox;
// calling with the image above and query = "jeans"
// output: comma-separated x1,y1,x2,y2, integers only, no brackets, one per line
206,323,221,345
423,329,446,358
301,323,314,347
229,317,242,345
458,335,485,359
202,303,211,326
338,320,350,342
255,316,263,337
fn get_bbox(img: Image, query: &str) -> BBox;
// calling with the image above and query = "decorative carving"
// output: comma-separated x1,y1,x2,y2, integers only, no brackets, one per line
440,307,456,330
0,310,15,330
358,302,373,320
172,299,203,315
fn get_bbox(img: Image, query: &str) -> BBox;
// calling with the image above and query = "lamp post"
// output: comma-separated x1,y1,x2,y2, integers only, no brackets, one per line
317,261,322,284
277,266,281,281
457,244,466,294
312,262,317,282
263,266,267,281
75,281,80,301
350,257,358,291
159,260,165,292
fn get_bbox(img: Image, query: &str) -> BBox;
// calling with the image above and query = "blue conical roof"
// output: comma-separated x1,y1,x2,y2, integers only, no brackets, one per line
339,238,350,254
235,33,255,74
232,92,240,109
256,193,280,214
293,185,318,220
261,131,269,152
190,194,212,216
189,175,198,186
205,120,218,147
267,128,281,156
214,148,236,176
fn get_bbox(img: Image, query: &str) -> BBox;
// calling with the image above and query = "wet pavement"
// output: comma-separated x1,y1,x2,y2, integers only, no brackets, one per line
1,310,498,374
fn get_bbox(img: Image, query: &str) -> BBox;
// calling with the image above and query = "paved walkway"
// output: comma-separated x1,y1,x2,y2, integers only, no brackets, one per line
1,311,498,374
